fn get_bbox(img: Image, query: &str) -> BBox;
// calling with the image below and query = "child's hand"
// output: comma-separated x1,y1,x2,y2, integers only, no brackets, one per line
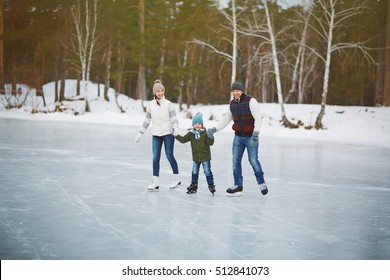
207,127,217,139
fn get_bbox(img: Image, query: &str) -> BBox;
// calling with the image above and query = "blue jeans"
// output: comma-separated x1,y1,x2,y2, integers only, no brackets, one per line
232,135,265,187
152,134,179,177
192,161,214,185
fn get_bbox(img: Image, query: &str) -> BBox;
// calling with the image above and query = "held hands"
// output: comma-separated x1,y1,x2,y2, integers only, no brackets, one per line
172,127,179,137
207,127,217,139
250,131,259,146
135,132,142,143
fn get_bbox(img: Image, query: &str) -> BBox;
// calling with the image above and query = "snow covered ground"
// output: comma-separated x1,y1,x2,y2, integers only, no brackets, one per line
1,81,390,262
0,80,389,148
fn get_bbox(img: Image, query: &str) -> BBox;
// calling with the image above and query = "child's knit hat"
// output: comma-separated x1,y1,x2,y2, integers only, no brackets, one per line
153,79,165,95
192,113,203,126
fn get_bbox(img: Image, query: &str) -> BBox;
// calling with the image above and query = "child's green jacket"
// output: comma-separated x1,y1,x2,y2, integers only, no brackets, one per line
175,129,214,163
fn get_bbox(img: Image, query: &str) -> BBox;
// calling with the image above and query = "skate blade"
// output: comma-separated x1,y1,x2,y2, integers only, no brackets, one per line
226,192,242,197
169,182,181,190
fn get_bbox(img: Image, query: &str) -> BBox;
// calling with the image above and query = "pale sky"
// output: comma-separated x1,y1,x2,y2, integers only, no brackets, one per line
219,0,312,9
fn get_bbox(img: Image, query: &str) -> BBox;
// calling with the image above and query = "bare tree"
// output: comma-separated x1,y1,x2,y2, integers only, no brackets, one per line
192,45,205,104
177,44,189,112
137,0,147,109
70,0,99,89
375,0,387,106
192,0,239,89
240,0,296,127
176,43,198,111
185,46,196,109
104,28,112,102
298,52,319,104
308,0,375,129
0,0,4,92
284,5,313,104
384,0,390,106
261,0,297,128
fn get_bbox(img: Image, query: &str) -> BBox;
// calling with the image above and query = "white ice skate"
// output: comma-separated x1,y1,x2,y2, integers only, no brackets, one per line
169,174,181,190
148,176,160,192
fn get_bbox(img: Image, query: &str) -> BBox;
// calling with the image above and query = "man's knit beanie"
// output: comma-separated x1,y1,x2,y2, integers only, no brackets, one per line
231,82,245,92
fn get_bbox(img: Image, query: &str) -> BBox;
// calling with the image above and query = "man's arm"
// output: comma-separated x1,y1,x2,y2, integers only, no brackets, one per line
215,108,233,132
249,98,262,133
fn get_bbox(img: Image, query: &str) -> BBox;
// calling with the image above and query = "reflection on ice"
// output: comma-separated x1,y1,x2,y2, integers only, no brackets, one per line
0,119,389,260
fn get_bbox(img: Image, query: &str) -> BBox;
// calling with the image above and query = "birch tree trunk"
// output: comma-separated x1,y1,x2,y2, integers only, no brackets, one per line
193,45,204,104
245,37,253,95
159,38,166,81
177,46,189,112
298,44,307,104
70,0,99,93
312,0,374,128
186,47,196,109
0,0,4,92
192,0,238,100
116,35,125,94
261,72,268,103
104,28,112,102
137,0,147,111
298,52,318,104
375,0,386,106
315,2,335,129
263,0,297,128
86,0,97,83
285,6,312,104
384,0,390,106
231,0,237,84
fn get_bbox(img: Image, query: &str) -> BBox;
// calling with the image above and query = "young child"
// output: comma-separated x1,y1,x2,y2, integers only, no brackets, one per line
175,113,216,195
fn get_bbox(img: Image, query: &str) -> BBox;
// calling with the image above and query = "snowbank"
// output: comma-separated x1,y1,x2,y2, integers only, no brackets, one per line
1,81,389,148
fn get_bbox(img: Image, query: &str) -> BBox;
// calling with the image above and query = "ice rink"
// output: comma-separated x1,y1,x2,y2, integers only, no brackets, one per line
1,118,389,259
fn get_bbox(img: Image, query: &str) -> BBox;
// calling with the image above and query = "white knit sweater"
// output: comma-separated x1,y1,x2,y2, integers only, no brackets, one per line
138,98,179,136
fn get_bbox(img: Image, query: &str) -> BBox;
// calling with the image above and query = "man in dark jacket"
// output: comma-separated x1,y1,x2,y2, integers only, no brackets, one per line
207,82,268,197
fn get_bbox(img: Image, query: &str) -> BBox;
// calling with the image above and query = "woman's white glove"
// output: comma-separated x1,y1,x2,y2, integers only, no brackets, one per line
172,127,179,137
135,132,142,143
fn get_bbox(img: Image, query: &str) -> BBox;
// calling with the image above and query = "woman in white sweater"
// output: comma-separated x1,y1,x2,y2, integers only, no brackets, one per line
135,80,181,191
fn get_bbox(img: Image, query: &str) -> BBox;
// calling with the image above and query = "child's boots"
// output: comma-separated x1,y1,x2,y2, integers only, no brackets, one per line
186,183,198,194
208,184,216,195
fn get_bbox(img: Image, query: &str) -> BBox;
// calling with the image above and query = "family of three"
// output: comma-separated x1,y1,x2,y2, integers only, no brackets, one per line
135,79,268,197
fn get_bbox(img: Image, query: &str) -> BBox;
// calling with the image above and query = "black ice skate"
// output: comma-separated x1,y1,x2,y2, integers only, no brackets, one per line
187,183,198,194
226,185,243,197
208,184,216,195
259,183,268,195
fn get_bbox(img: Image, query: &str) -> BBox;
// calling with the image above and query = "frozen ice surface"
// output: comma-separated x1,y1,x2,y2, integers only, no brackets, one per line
0,119,389,260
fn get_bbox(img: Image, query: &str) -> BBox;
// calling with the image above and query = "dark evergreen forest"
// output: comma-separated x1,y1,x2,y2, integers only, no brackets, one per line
1,0,389,107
